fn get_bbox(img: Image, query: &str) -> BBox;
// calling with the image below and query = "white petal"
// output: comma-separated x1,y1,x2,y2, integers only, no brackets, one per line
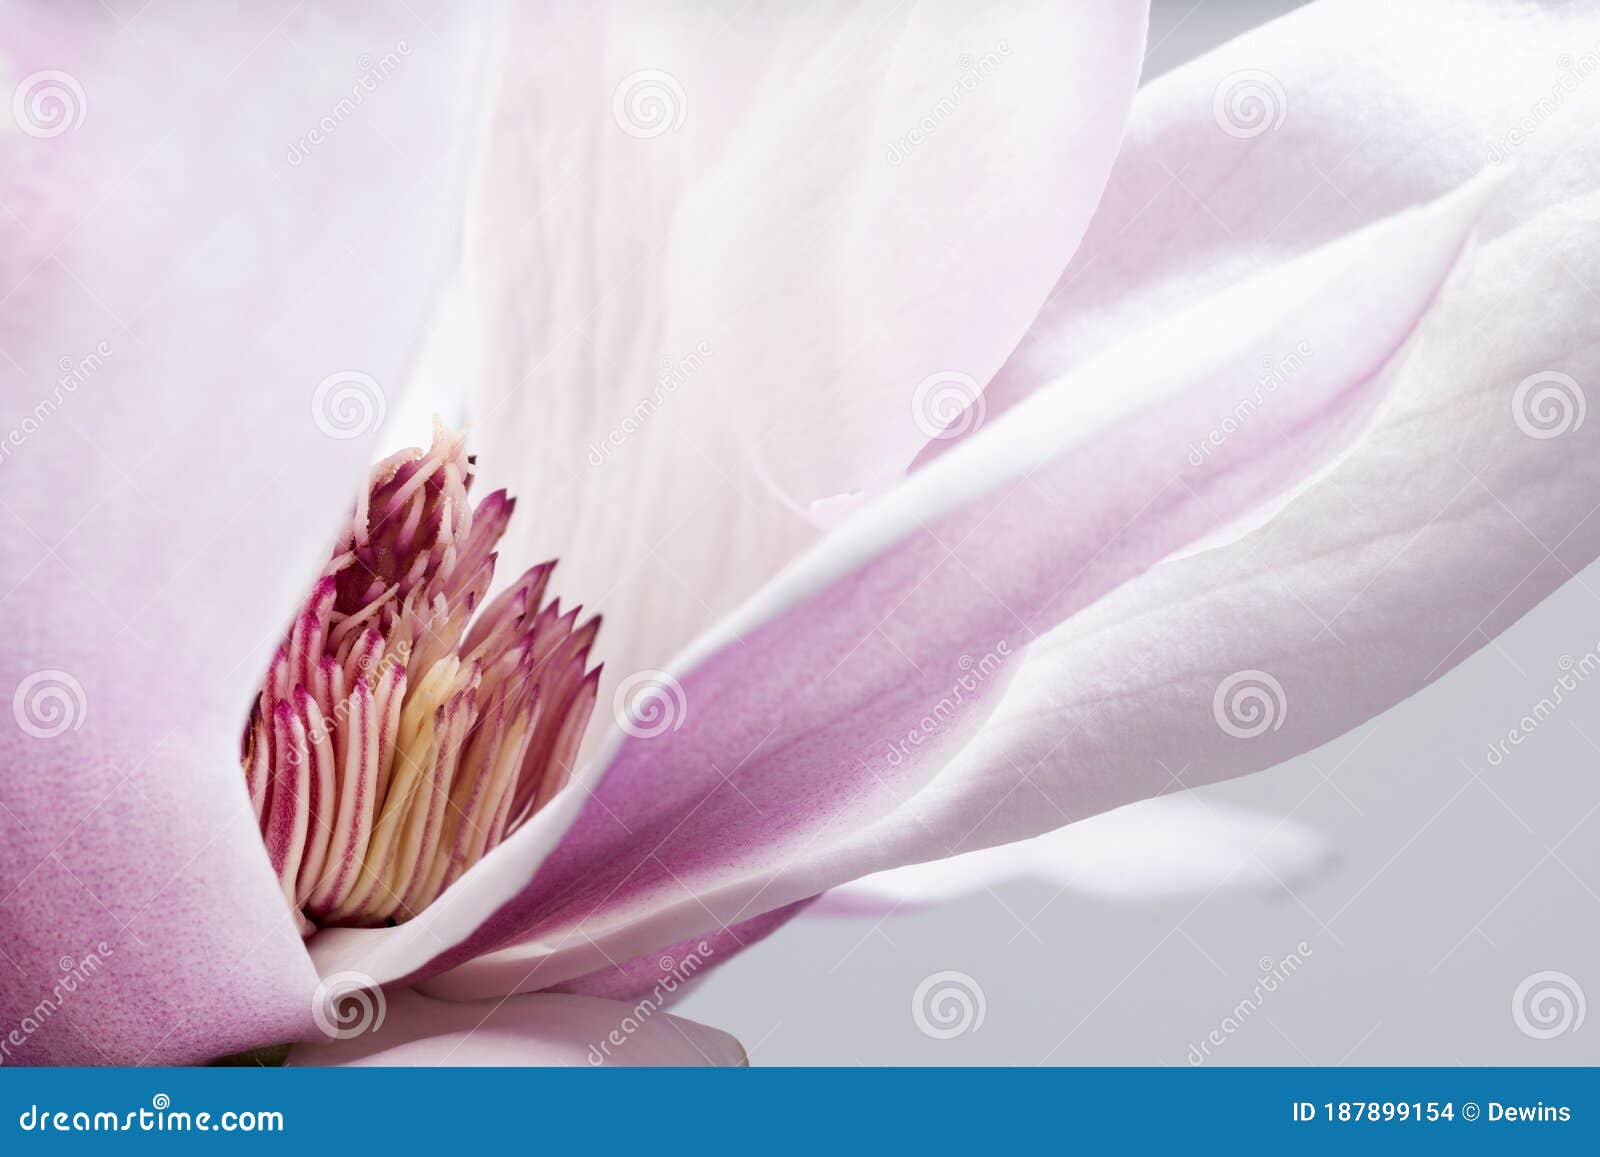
812,795,1334,914
464,0,1149,724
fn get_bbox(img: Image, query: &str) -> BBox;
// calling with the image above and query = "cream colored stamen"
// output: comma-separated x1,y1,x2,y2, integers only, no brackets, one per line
241,424,600,934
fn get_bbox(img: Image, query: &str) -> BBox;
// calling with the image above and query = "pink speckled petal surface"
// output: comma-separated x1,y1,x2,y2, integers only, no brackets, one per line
0,3,487,1063
288,988,744,1067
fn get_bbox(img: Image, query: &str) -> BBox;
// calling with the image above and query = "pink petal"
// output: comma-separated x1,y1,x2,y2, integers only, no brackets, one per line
979,0,1600,427
316,172,1493,995
834,186,1600,887
287,987,744,1067
464,1,1149,733
827,0,1600,876
0,5,487,1062
436,900,812,1006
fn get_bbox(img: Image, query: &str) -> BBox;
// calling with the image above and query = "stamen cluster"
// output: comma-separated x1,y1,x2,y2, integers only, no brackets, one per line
242,426,600,933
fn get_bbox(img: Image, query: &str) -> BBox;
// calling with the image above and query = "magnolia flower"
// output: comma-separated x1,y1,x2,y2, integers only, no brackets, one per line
2,0,1597,1067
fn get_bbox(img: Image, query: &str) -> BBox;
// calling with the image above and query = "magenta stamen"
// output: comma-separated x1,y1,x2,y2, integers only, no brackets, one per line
241,424,602,934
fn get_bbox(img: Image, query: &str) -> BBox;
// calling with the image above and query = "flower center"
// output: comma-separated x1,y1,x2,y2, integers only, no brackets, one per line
241,424,601,935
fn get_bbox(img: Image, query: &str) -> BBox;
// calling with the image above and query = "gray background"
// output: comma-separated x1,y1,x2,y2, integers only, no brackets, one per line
679,0,1600,1066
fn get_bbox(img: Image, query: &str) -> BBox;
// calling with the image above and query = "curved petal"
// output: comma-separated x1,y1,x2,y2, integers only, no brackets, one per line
536,168,1600,999
288,988,744,1067
321,171,1493,996
977,0,1600,427
810,795,1335,915
0,4,488,1062
453,900,812,1006
831,187,1600,882
465,0,1148,730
